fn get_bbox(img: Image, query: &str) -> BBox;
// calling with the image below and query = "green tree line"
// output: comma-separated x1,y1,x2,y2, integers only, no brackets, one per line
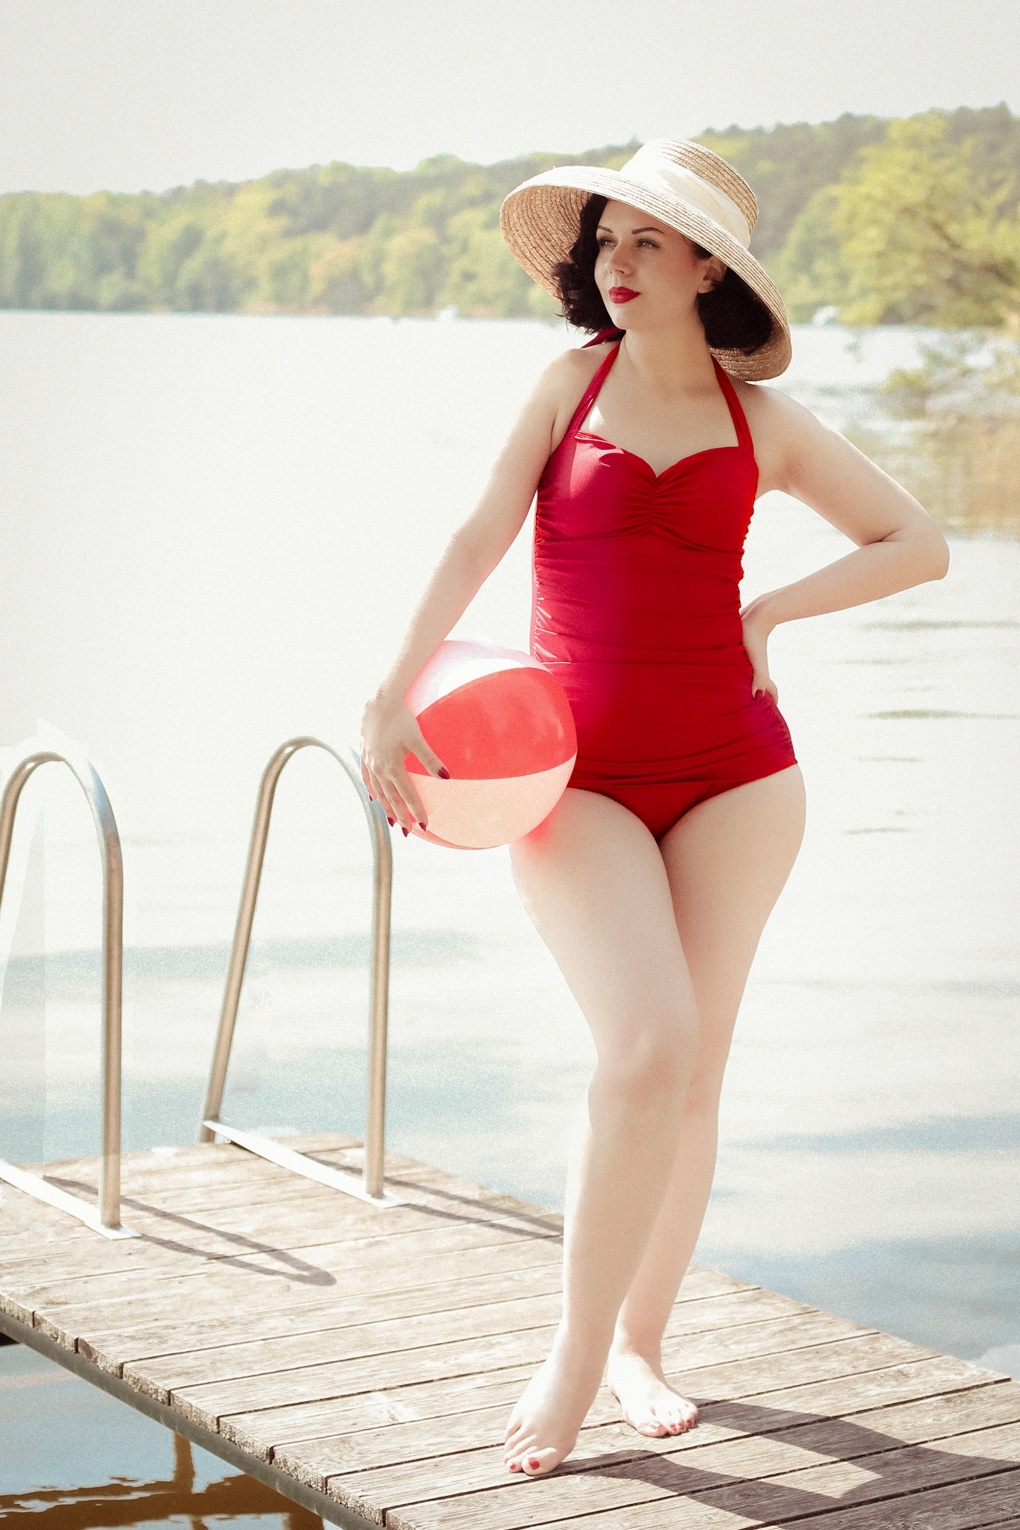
2,105,1019,325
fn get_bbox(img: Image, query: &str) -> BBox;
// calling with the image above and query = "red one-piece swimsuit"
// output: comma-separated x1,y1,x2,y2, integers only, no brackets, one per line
531,340,797,840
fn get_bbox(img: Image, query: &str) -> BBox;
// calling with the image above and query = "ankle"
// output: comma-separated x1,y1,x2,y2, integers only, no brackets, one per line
609,1335,662,1365
554,1319,615,1373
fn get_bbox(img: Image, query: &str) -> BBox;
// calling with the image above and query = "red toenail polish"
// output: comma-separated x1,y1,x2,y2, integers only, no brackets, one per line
528,1457,540,1469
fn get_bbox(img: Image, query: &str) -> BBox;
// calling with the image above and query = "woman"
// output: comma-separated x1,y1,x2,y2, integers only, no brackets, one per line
359,140,949,1478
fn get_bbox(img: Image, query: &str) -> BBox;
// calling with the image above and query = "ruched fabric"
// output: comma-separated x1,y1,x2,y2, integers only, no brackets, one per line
531,343,797,839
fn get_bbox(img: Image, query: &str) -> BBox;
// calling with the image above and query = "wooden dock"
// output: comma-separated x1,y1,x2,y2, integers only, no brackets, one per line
2,1133,1019,1529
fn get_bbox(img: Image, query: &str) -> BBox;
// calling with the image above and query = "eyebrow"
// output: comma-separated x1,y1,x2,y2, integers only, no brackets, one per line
597,223,666,236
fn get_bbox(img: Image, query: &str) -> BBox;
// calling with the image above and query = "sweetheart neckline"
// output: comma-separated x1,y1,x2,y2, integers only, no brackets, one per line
573,431,750,483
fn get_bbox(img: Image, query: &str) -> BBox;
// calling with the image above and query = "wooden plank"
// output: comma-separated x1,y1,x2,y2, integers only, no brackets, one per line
222,1365,544,1459
23,1226,562,1355
0,1168,564,1289
129,1289,563,1398
174,1328,921,1447
694,1356,1008,1437
23,1246,741,1350
231,1339,959,1469
71,1258,565,1369
649,1422,1020,1529
665,1331,932,1405
2,1140,560,1241
214,1269,756,1457
163,1323,561,1419
5,1136,1017,1530
750,1467,1020,1530
70,1274,781,1378
124,1296,842,1407
752,1379,1020,1458
273,1373,1020,1492
6,1203,561,1320
392,1465,1020,1530
329,1418,1020,1527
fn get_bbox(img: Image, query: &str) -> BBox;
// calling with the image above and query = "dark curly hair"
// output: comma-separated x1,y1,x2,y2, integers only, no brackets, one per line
552,193,773,356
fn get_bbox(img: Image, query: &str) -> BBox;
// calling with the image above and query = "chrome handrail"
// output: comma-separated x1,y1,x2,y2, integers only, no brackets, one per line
199,738,400,1206
0,749,135,1237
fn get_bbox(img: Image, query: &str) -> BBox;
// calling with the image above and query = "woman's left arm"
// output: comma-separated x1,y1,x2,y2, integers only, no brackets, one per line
740,386,951,698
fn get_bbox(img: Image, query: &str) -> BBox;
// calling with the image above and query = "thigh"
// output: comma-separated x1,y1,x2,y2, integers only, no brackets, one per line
510,787,697,1058
658,765,806,1098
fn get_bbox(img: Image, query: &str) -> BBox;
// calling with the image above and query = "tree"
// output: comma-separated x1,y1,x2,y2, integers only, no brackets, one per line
376,224,444,313
830,114,1020,326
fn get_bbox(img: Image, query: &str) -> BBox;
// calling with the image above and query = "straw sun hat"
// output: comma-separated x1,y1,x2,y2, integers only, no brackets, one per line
500,139,792,381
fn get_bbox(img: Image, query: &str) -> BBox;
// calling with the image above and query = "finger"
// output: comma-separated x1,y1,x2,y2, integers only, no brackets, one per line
408,723,450,780
363,763,399,825
380,773,427,832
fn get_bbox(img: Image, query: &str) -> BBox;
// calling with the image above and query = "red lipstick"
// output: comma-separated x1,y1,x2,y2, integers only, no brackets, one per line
608,286,638,303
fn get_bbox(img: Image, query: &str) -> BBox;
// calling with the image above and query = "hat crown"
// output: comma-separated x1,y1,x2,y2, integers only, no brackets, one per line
618,140,758,247
498,137,790,380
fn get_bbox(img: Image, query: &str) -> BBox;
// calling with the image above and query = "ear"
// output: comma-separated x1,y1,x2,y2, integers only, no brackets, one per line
699,256,727,293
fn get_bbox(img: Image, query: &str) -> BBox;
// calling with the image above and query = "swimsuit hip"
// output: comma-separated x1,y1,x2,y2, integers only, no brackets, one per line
531,342,797,839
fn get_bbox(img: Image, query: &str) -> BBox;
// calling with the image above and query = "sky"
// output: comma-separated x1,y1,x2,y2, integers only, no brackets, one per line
1,0,1019,195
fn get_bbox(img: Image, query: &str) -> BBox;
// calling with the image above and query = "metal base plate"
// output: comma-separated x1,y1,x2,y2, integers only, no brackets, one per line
200,1123,405,1206
0,1160,137,1239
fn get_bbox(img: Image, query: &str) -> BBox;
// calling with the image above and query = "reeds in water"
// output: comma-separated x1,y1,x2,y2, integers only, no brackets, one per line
852,335,1020,537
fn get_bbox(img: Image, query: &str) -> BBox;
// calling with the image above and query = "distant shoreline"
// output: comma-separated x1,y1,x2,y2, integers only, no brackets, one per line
2,106,1018,328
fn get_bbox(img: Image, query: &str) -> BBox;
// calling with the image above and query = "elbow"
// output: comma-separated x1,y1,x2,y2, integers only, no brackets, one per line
925,528,951,582
897,520,950,583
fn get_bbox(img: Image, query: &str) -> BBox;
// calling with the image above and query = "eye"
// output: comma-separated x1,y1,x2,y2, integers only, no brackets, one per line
596,235,614,248
637,237,660,248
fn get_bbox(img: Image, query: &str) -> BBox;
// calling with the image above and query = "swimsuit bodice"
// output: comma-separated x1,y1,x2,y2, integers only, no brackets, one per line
532,343,760,670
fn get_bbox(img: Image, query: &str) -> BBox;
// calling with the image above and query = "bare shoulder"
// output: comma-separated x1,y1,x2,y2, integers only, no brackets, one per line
538,341,613,449
541,340,611,396
731,379,836,494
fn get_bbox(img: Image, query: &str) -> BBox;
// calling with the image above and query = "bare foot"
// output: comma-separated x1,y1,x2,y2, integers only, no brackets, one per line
503,1330,605,1477
606,1347,698,1437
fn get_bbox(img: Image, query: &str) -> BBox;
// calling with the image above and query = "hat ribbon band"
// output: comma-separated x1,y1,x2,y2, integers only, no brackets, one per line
623,159,751,248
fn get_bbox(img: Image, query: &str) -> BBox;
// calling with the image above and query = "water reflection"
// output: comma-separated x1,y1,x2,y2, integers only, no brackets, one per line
849,415,1020,537
0,1342,322,1530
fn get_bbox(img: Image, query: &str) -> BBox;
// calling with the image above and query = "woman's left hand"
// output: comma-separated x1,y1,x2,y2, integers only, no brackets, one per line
740,597,779,702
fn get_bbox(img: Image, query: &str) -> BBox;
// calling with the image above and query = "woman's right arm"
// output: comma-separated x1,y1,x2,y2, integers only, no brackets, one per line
360,350,587,832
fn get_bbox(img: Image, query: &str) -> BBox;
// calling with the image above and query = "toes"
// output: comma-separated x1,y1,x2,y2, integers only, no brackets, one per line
521,1447,560,1477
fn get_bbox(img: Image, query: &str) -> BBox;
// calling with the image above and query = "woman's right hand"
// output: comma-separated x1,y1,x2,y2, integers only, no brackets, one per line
359,694,449,833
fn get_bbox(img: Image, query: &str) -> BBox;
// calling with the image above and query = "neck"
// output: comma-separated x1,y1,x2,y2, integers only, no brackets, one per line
614,310,717,391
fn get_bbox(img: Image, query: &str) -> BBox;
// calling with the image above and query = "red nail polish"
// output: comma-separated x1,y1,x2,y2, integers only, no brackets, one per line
418,822,428,832
387,816,395,826
528,1456,541,1470
437,767,450,779
401,826,409,837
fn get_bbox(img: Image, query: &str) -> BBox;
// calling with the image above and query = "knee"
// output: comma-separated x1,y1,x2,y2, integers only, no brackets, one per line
596,1017,697,1111
681,1064,725,1123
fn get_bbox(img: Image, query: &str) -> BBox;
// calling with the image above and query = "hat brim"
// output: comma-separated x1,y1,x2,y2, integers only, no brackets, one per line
500,165,791,382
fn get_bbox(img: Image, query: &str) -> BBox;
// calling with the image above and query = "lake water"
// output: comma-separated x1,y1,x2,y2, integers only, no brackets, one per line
1,313,1018,1521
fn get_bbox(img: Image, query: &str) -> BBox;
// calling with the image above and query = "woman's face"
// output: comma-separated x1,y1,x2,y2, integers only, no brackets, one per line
593,199,725,330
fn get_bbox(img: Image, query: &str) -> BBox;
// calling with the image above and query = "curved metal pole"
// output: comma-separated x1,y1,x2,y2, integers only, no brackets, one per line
200,738,394,1202
0,749,128,1234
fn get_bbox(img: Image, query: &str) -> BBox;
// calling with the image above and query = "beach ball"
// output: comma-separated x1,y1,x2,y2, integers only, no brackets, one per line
403,640,577,849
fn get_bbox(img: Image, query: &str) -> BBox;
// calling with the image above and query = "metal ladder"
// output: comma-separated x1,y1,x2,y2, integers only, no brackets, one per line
0,748,135,1238
199,737,403,1207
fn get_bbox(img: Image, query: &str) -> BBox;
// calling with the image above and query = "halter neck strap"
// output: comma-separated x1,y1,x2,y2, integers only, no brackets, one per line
711,358,753,453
